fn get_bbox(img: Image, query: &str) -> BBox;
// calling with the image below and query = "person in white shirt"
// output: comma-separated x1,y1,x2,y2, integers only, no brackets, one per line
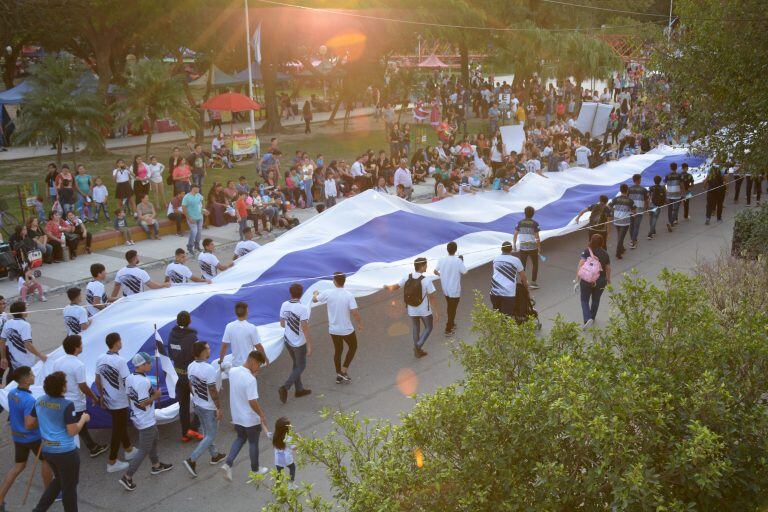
91,177,110,222
220,350,270,481
393,159,413,200
111,250,170,299
385,257,440,358
324,170,338,208
219,302,268,368
165,248,210,284
312,272,363,384
434,242,467,336
86,263,110,317
525,155,542,176
63,287,90,335
277,283,312,404
489,241,528,317
147,155,166,207
94,332,136,473
574,142,592,168
0,301,46,374
53,335,107,457
198,238,232,281
182,341,226,477
233,227,260,260
120,352,173,491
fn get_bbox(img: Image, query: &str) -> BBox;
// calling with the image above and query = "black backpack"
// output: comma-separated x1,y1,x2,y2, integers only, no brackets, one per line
403,274,425,307
589,203,607,227
651,185,666,206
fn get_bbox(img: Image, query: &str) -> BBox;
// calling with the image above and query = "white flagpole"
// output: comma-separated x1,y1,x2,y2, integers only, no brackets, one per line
244,0,256,131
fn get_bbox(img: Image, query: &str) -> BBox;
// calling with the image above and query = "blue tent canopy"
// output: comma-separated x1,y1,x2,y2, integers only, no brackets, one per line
233,63,291,83
0,81,32,105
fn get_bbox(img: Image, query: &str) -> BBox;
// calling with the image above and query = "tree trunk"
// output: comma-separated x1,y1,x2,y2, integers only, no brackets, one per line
69,122,77,168
173,50,203,141
459,39,470,89
145,127,153,159
325,95,343,126
56,134,63,167
259,61,284,133
1,44,21,90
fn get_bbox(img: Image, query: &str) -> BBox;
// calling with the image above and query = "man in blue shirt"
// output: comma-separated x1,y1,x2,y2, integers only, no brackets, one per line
182,185,205,255
0,366,52,512
31,371,90,512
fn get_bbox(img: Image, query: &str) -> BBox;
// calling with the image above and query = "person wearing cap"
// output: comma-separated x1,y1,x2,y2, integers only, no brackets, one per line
119,352,173,491
0,366,52,512
489,241,528,316
385,257,440,358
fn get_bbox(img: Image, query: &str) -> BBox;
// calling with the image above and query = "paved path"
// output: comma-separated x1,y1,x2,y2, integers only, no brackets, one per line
0,192,740,511
0,107,377,161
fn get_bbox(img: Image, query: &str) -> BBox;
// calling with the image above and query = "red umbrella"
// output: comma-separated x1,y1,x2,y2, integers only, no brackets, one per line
202,92,261,112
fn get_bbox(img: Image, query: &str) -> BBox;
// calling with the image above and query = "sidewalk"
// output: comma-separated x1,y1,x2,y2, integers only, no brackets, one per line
0,180,435,300
0,106,377,161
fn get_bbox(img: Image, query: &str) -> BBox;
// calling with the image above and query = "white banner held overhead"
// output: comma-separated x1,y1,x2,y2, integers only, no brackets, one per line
500,124,526,154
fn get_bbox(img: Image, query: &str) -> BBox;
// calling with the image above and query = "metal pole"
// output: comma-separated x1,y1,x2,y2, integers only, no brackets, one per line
667,0,674,42
245,0,256,131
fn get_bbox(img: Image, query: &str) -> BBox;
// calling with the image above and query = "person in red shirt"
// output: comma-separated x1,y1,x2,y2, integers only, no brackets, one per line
44,211,77,260
235,191,249,241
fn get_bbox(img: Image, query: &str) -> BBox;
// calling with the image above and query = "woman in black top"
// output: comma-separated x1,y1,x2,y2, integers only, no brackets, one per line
577,233,611,329
302,101,312,134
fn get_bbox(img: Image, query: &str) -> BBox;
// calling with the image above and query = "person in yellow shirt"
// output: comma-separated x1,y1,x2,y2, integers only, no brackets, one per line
516,105,526,126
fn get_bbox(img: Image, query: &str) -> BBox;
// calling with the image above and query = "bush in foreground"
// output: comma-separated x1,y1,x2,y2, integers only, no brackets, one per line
255,264,768,511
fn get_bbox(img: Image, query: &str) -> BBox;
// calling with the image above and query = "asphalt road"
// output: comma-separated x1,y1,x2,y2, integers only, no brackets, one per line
0,192,741,511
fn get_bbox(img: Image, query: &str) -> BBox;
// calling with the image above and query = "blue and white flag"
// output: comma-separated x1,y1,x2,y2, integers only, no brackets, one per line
154,327,178,399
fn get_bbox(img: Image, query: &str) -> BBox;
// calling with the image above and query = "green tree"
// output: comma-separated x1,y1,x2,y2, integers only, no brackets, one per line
256,268,768,511
13,55,106,166
654,0,768,168
115,59,197,158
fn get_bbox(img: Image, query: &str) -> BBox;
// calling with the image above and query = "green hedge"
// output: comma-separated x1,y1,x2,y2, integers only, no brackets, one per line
732,203,768,258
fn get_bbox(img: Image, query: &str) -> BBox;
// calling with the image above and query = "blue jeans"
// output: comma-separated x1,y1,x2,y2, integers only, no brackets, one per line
648,209,660,236
191,173,204,190
93,202,109,221
629,213,643,243
190,406,218,462
187,218,202,251
303,180,313,207
667,200,680,224
411,315,433,349
283,342,307,391
580,281,605,324
238,219,249,240
225,424,262,471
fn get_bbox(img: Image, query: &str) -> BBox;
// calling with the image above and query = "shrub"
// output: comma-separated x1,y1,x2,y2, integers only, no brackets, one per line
732,203,768,258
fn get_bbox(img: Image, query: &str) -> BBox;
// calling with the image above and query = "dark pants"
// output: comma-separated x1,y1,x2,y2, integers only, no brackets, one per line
34,449,79,512
283,342,307,391
706,190,724,221
579,281,605,324
276,463,296,481
733,175,744,201
225,424,262,471
683,198,691,219
615,225,629,255
175,375,199,435
518,249,539,282
108,408,132,461
49,238,65,261
648,209,661,236
587,229,607,249
629,213,643,243
330,332,358,374
444,296,460,333
490,294,515,317
73,411,96,450
746,176,763,205
168,213,185,234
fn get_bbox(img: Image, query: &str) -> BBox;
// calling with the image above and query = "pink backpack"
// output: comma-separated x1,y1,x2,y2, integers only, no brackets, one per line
578,248,602,284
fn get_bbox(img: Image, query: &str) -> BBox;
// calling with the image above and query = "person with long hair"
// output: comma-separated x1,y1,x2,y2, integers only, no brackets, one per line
269,417,296,483
132,155,151,205
576,233,611,329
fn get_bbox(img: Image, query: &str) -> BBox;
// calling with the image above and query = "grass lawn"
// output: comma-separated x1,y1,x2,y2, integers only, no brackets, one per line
0,116,487,234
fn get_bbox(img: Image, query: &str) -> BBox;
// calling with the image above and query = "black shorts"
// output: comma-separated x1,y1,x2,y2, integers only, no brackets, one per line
14,440,43,463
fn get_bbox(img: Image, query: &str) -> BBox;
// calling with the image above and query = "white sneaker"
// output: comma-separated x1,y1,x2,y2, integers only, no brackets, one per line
256,467,269,475
107,460,129,473
583,319,594,330
221,463,232,482
124,448,137,461
40,296,48,302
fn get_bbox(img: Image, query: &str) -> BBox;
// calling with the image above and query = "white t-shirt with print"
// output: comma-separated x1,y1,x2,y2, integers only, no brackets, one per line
234,240,260,258
398,272,436,317
115,266,150,296
1,318,34,368
198,252,220,281
435,255,467,298
85,280,107,317
63,304,88,335
188,360,217,411
316,287,357,336
52,354,87,412
95,351,130,410
126,372,156,429
575,146,592,167
222,319,261,367
279,300,310,347
490,254,524,297
165,262,193,285
228,365,260,427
